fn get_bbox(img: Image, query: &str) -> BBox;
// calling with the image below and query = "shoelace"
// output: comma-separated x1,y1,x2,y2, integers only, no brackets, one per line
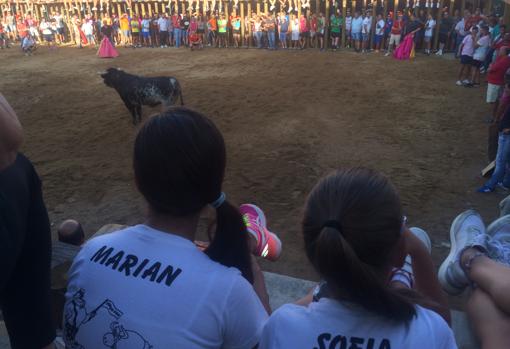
488,238,510,267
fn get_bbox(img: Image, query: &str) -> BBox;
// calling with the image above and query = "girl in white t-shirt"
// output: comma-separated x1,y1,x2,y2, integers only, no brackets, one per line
64,108,270,349
424,14,436,55
259,168,456,349
470,25,491,87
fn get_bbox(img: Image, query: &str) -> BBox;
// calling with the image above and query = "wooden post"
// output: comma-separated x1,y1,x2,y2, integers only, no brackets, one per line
325,0,329,48
247,1,252,46
264,0,268,13
486,0,492,14
433,0,444,49
116,2,121,15
342,0,346,46
240,1,245,46
383,0,388,16
256,1,260,14
297,1,301,17
460,0,465,15
315,0,319,15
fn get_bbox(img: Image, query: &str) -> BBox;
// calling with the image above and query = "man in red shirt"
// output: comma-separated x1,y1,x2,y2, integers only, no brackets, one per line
487,47,510,121
385,12,403,56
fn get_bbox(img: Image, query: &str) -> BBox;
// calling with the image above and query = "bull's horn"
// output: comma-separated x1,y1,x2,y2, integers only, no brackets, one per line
116,67,123,71
97,71,107,75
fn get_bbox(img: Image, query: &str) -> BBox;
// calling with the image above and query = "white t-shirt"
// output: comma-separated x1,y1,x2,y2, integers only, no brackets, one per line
64,225,268,349
362,17,371,34
259,298,457,349
455,19,466,36
375,19,385,35
425,19,436,36
345,16,352,30
158,17,169,31
474,34,491,61
81,21,93,35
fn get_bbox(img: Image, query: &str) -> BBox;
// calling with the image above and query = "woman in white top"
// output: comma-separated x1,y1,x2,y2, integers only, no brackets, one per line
64,107,269,349
260,168,457,349
291,15,300,48
424,13,436,54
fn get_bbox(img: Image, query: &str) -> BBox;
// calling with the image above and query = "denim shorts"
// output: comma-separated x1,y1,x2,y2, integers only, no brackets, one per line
352,32,361,41
362,33,369,41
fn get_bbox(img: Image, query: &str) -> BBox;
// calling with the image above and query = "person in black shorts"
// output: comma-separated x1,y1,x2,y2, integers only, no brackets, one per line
0,93,55,349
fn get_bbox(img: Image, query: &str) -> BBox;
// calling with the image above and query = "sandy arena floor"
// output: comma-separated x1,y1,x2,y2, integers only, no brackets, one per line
0,45,505,283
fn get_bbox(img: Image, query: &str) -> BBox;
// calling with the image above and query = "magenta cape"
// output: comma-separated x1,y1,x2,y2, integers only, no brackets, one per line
393,34,414,60
97,37,119,58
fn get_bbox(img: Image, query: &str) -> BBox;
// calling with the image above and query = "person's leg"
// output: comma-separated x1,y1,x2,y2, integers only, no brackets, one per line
467,288,510,348
464,253,510,314
482,133,510,191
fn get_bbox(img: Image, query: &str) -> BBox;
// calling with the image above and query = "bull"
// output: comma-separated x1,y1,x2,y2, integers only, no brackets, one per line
100,68,184,125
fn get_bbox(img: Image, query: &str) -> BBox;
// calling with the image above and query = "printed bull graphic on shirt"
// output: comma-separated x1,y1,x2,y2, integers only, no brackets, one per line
64,289,152,349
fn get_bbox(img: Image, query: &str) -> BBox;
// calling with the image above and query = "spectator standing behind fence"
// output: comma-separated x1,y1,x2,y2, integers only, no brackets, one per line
385,12,402,56
351,11,362,52
455,11,468,57
436,11,454,56
361,10,371,53
330,11,341,51
120,13,131,46
158,14,169,48
423,14,435,55
0,93,55,349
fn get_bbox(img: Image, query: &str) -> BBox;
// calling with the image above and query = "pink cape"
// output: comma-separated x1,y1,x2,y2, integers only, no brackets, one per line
393,34,414,60
97,37,119,58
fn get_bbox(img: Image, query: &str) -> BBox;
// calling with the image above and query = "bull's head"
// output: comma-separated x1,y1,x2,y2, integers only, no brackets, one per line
100,67,124,88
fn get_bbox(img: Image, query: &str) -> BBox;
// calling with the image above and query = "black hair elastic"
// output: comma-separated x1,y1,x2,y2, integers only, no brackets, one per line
322,220,343,232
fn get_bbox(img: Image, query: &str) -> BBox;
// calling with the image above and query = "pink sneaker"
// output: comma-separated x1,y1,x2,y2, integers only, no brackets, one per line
239,204,282,261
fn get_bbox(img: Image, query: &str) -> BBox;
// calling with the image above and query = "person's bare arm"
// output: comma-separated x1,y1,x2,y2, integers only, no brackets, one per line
0,94,23,171
403,227,451,325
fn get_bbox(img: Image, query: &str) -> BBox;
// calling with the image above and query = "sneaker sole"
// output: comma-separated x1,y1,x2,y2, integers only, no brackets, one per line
438,210,480,295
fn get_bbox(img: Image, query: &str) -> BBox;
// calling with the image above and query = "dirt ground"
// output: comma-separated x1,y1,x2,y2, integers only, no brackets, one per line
0,45,505,288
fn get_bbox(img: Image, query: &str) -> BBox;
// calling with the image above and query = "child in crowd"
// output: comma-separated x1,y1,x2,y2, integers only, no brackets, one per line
299,14,309,49
330,11,341,51
351,11,363,52
456,26,477,86
259,168,454,349
423,13,435,55
386,12,402,56
21,32,36,55
64,108,271,348
469,25,491,87
345,10,352,48
141,14,151,47
278,15,289,49
374,13,385,52
291,14,300,49
361,10,371,53
316,12,325,51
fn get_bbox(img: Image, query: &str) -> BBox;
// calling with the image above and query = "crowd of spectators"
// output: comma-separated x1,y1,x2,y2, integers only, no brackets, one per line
0,5,505,54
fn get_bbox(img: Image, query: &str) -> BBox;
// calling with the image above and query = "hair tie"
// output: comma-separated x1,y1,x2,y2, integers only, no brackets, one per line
323,220,343,232
210,192,226,209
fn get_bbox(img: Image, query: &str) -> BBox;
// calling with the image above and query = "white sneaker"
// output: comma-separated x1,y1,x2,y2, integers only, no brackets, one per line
402,227,432,272
438,210,488,295
462,79,470,85
487,215,510,266
456,80,463,86
384,52,390,56
270,5,275,10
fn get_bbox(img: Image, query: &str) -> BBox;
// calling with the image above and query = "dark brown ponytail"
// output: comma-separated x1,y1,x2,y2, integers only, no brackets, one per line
303,168,417,323
134,107,253,283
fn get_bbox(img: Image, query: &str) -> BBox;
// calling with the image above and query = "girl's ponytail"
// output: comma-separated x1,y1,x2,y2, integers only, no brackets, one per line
314,225,416,322
205,199,254,284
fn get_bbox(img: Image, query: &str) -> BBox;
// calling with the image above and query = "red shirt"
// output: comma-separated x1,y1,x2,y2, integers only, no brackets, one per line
391,19,403,35
465,15,481,31
172,15,180,28
488,55,510,85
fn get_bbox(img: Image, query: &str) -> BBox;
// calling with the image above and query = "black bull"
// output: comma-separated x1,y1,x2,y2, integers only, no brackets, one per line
100,68,184,124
